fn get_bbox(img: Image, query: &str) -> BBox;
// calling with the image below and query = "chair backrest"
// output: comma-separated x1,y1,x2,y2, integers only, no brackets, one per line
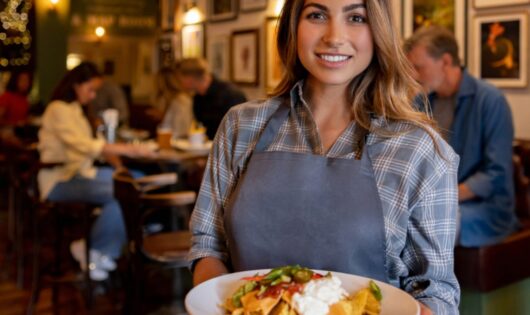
113,170,143,251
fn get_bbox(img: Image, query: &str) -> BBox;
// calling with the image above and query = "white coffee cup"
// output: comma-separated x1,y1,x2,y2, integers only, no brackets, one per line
188,132,206,147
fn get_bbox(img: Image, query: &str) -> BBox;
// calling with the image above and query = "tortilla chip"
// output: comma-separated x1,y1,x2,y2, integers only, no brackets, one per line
241,291,282,315
364,288,381,315
270,301,297,315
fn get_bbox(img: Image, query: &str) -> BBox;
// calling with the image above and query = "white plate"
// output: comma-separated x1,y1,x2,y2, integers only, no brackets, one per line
171,139,213,153
185,269,420,315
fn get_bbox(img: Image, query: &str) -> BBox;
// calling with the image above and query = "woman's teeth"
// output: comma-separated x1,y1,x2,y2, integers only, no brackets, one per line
319,54,350,62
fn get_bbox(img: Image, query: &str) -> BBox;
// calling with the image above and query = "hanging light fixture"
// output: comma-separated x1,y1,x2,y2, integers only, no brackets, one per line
183,1,203,25
95,26,106,38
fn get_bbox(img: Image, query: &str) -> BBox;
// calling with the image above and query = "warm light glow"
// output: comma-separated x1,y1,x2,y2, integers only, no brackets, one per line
66,54,83,70
183,6,203,25
50,0,59,5
274,0,285,17
95,26,105,38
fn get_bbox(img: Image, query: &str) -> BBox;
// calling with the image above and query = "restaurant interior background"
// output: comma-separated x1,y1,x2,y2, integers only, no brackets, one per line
2,0,528,138
2,0,530,314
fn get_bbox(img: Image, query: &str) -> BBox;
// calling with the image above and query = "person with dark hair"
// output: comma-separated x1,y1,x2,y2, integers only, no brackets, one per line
177,58,246,140
38,62,151,281
404,26,518,248
0,70,32,125
189,1,459,314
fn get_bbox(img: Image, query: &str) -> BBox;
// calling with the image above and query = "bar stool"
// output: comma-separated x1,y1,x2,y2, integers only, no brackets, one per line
18,150,98,315
113,169,196,314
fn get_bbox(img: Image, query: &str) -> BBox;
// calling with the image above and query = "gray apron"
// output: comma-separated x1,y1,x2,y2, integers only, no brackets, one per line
225,103,388,282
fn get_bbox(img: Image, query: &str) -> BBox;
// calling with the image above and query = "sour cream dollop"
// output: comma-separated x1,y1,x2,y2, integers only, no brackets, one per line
292,276,348,315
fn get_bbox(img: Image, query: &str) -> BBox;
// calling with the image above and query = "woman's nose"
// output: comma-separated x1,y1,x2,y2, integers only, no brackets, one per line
322,21,345,47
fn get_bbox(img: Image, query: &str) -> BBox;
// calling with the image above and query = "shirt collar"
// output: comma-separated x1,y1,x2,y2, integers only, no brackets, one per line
454,68,476,99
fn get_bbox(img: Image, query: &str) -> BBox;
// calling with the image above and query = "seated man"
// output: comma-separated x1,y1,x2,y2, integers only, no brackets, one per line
404,26,519,247
176,58,247,140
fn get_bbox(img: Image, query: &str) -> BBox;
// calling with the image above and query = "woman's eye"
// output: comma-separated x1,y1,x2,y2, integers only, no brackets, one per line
348,14,367,23
306,11,326,21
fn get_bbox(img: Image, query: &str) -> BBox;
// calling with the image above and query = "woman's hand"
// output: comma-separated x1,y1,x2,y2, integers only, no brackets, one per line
193,257,228,286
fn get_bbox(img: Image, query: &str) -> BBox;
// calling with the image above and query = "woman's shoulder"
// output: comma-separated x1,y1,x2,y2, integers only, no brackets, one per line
224,97,284,124
369,119,458,171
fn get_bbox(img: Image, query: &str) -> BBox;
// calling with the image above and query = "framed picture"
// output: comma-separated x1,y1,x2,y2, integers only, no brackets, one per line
231,29,259,86
241,0,268,12
403,0,467,64
265,18,284,94
208,0,238,22
474,0,530,9
473,13,528,88
160,0,177,31
181,23,205,58
208,34,230,80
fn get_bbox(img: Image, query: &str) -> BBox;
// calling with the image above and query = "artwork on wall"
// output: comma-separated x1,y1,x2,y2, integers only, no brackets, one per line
241,0,268,12
265,18,284,94
208,0,238,22
474,0,530,9
403,0,467,64
208,34,230,80
181,23,205,58
473,13,528,88
231,29,259,85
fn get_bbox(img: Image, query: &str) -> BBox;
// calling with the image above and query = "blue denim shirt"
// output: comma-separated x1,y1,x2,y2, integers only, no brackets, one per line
427,69,518,247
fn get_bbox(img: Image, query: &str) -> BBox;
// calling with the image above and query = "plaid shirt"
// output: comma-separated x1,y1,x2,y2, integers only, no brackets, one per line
189,82,460,314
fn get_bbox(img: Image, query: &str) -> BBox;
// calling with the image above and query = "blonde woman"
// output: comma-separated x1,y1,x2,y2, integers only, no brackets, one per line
156,66,194,139
189,1,460,314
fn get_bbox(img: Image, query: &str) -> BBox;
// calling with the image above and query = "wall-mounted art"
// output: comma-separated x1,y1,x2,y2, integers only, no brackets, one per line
403,0,467,64
208,34,230,80
182,23,205,58
231,29,259,86
473,13,528,88
208,0,238,22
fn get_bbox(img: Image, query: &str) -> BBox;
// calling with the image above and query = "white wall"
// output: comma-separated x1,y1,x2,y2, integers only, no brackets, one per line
181,1,530,139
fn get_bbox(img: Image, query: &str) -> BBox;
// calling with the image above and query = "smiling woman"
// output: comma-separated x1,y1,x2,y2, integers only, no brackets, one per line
188,1,460,315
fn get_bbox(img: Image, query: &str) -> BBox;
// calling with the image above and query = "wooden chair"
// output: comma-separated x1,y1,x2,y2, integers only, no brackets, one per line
113,169,196,314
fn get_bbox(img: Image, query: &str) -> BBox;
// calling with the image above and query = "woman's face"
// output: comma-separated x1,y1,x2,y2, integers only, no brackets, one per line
74,77,102,105
17,73,31,93
296,0,374,89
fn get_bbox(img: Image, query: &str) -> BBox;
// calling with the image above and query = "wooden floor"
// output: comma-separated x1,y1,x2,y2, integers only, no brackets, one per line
0,179,188,315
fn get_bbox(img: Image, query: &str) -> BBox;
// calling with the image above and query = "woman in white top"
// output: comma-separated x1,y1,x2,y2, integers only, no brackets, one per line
38,62,148,280
156,66,194,139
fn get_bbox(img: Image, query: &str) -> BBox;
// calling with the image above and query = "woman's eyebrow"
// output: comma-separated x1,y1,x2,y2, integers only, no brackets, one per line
302,3,328,12
343,3,366,12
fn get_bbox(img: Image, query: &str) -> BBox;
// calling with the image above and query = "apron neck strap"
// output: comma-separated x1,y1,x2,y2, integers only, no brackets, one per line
255,99,370,158
254,101,290,152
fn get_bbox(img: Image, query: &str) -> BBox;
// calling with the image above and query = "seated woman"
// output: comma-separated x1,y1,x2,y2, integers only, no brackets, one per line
0,69,32,126
156,65,194,139
38,62,150,281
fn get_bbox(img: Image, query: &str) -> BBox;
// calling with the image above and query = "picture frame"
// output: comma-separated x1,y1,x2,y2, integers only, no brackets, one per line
473,13,528,88
181,23,205,58
403,0,467,65
474,0,530,9
265,17,284,94
241,0,268,12
208,34,231,80
231,29,259,86
160,0,177,31
208,0,238,22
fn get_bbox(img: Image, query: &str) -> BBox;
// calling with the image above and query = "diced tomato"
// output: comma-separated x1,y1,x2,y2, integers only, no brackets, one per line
312,273,323,279
287,283,303,294
261,284,284,299
241,275,265,281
